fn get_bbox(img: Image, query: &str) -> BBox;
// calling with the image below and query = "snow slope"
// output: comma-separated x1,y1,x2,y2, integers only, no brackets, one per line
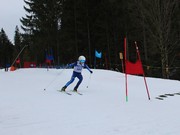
0,68,180,135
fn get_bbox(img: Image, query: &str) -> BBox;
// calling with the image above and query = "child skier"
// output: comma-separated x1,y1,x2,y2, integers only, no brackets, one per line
61,55,93,92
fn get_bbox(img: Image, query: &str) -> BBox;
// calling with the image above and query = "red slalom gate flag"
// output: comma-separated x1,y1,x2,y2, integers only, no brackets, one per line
124,38,150,101
124,39,144,75
125,60,144,75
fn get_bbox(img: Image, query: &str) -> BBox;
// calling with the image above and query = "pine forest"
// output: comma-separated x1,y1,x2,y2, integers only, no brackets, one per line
0,0,179,80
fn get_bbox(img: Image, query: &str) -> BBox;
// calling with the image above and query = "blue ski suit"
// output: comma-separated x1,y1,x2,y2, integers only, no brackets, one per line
64,61,93,89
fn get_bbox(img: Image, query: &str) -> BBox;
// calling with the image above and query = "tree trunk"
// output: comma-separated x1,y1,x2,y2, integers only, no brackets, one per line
74,0,78,58
86,0,92,66
106,21,111,69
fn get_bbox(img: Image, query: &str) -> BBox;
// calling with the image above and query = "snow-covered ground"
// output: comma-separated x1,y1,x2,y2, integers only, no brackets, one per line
0,68,180,135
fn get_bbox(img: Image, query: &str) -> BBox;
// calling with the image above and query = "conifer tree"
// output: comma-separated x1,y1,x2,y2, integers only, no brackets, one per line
21,0,63,64
0,29,14,68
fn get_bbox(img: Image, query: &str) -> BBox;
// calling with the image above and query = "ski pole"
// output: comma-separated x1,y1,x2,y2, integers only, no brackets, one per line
43,68,65,91
86,73,92,88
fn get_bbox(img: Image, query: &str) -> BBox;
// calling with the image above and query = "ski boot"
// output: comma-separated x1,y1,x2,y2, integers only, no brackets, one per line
61,86,67,91
73,87,78,92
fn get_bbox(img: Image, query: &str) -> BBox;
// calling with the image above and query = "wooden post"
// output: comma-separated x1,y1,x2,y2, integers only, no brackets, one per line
119,52,124,73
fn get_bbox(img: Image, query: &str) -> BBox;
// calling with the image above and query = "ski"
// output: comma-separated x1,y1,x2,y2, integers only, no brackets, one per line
57,90,72,95
72,91,83,95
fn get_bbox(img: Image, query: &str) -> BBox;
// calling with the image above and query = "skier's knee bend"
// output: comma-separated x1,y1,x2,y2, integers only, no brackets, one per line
79,76,83,82
66,77,75,86
78,74,83,81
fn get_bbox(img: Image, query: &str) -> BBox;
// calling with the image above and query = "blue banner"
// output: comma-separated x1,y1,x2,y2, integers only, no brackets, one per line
46,49,54,61
95,50,102,58
46,55,54,61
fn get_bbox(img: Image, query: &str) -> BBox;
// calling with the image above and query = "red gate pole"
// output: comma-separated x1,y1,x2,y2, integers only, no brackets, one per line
135,41,150,100
124,38,128,102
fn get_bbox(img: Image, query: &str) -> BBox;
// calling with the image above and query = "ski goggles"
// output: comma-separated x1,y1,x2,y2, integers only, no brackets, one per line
79,60,85,63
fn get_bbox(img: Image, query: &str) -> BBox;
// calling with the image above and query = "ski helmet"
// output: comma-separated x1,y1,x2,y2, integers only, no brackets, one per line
78,55,86,63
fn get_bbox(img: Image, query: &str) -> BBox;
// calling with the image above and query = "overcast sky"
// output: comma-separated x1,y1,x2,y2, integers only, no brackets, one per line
0,0,25,43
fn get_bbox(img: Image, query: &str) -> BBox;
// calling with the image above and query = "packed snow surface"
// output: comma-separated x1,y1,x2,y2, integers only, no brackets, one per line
0,68,180,135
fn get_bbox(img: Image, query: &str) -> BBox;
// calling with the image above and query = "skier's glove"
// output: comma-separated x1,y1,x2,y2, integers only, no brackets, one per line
66,64,72,68
90,70,93,74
